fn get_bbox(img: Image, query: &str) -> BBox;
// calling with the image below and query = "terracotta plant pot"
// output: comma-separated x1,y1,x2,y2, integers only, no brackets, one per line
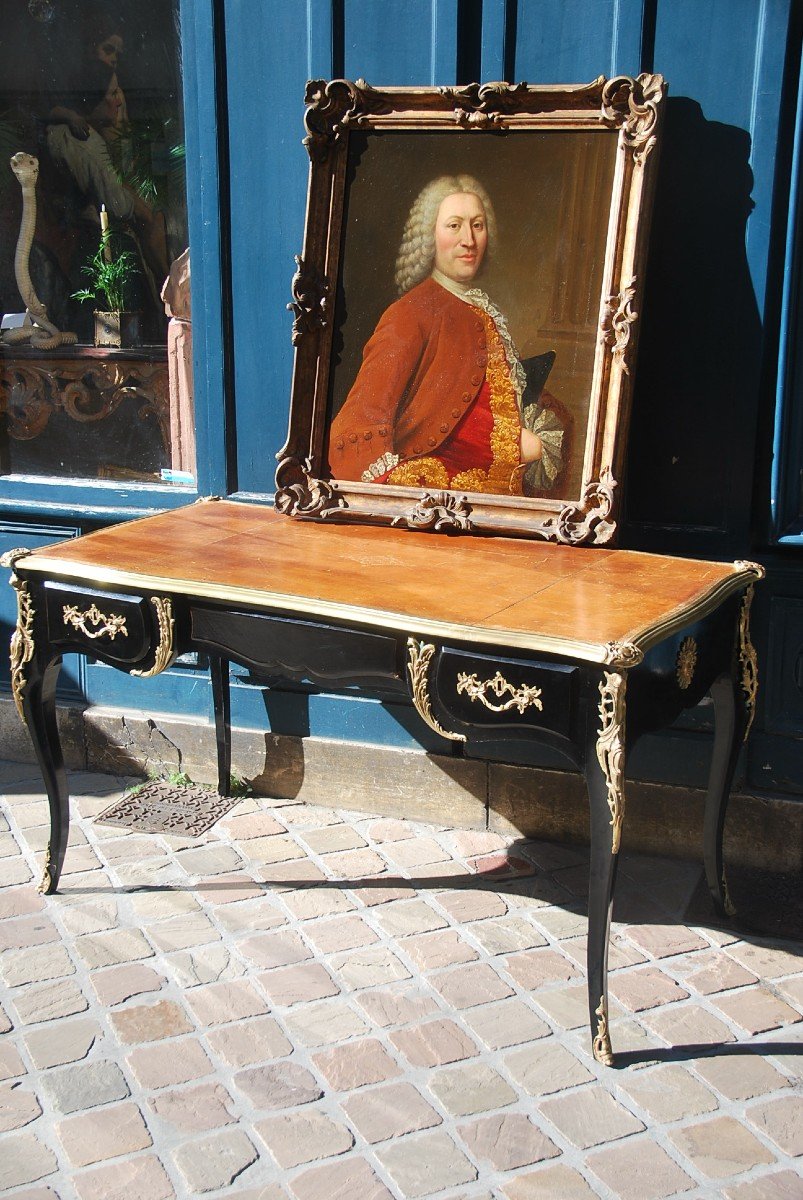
94,310,142,349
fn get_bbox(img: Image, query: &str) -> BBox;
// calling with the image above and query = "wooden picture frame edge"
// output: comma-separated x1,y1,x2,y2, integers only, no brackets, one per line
276,74,666,544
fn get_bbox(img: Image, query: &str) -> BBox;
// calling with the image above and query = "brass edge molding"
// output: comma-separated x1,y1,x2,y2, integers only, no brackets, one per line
456,670,543,715
676,637,697,690
17,555,759,667
738,585,759,742
593,994,614,1066
597,671,627,854
12,558,620,662
621,567,766,657
131,597,176,678
63,603,128,641
406,639,466,743
7,573,35,724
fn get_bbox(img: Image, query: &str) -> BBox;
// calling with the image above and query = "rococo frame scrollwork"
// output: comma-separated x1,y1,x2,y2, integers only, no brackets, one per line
276,74,666,542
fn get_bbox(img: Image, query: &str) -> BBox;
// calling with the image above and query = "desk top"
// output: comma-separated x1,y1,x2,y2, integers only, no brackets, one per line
18,501,762,665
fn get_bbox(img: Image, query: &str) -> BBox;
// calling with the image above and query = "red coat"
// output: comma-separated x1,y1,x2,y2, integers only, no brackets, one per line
327,277,490,481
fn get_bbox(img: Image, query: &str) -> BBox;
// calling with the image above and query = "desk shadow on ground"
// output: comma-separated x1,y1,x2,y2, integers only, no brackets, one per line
9,755,799,1071
7,758,801,955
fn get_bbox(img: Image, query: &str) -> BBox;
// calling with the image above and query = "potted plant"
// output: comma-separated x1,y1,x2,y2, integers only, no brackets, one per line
73,229,141,348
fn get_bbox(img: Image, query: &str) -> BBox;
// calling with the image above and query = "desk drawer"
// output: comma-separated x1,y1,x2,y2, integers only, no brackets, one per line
432,647,578,737
44,582,154,666
191,607,403,688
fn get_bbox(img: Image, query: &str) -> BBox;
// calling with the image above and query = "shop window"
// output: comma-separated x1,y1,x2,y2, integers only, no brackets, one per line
0,0,194,486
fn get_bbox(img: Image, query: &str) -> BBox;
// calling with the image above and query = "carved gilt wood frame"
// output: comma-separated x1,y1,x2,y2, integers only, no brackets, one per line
276,75,666,543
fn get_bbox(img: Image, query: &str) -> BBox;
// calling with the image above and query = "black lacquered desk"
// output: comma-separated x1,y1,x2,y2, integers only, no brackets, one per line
2,499,763,1065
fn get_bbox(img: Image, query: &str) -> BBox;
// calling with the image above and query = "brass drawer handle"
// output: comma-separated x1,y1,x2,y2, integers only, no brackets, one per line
63,603,128,641
457,670,543,714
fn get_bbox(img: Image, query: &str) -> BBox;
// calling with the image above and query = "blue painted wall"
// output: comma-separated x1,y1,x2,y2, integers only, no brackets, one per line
3,0,802,795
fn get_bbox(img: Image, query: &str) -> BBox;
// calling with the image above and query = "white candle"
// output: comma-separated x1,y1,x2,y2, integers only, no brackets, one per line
100,205,111,261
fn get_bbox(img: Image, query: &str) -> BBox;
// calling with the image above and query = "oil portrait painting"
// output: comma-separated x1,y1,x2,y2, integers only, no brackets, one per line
327,130,617,502
278,78,665,542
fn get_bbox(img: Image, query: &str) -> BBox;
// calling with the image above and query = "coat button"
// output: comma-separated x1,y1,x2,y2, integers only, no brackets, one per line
364,431,372,440
378,426,387,436
461,392,470,402
451,408,461,418
413,446,422,454
477,336,485,348
470,375,481,386
348,433,358,443
439,423,448,433
335,439,344,450
427,437,436,447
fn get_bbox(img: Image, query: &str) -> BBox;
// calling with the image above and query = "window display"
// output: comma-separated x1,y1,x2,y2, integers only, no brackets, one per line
0,0,194,485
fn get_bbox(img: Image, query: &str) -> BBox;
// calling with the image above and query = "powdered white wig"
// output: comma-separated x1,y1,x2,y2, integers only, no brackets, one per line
394,174,497,295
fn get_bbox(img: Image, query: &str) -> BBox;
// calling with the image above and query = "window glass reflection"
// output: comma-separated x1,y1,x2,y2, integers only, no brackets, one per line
0,0,194,485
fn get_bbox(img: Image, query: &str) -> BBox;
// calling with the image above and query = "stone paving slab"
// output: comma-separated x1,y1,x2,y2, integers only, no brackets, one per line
0,764,801,1199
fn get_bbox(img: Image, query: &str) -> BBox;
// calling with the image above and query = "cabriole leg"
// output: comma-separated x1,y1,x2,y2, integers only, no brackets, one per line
3,557,69,893
703,673,748,919
584,670,627,1067
23,658,69,894
704,585,758,919
210,654,231,796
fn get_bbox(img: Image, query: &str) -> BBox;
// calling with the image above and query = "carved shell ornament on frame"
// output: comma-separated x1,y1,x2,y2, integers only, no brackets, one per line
274,455,345,520
601,280,639,375
536,468,618,546
392,491,474,533
303,78,391,161
287,255,329,347
601,72,664,163
438,80,541,128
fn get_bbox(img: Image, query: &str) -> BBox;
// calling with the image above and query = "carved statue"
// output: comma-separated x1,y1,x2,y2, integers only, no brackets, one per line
161,247,195,475
3,152,78,351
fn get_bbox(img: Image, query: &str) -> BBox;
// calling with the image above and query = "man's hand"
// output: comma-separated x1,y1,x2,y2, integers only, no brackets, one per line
520,427,543,463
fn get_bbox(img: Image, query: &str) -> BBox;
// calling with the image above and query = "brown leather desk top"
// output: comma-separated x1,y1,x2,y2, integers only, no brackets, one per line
20,501,759,665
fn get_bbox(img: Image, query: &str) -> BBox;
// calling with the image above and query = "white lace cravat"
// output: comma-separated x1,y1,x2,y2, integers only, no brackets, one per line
430,270,526,405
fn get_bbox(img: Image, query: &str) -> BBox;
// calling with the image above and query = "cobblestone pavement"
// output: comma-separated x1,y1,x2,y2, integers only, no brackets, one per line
0,758,801,1199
